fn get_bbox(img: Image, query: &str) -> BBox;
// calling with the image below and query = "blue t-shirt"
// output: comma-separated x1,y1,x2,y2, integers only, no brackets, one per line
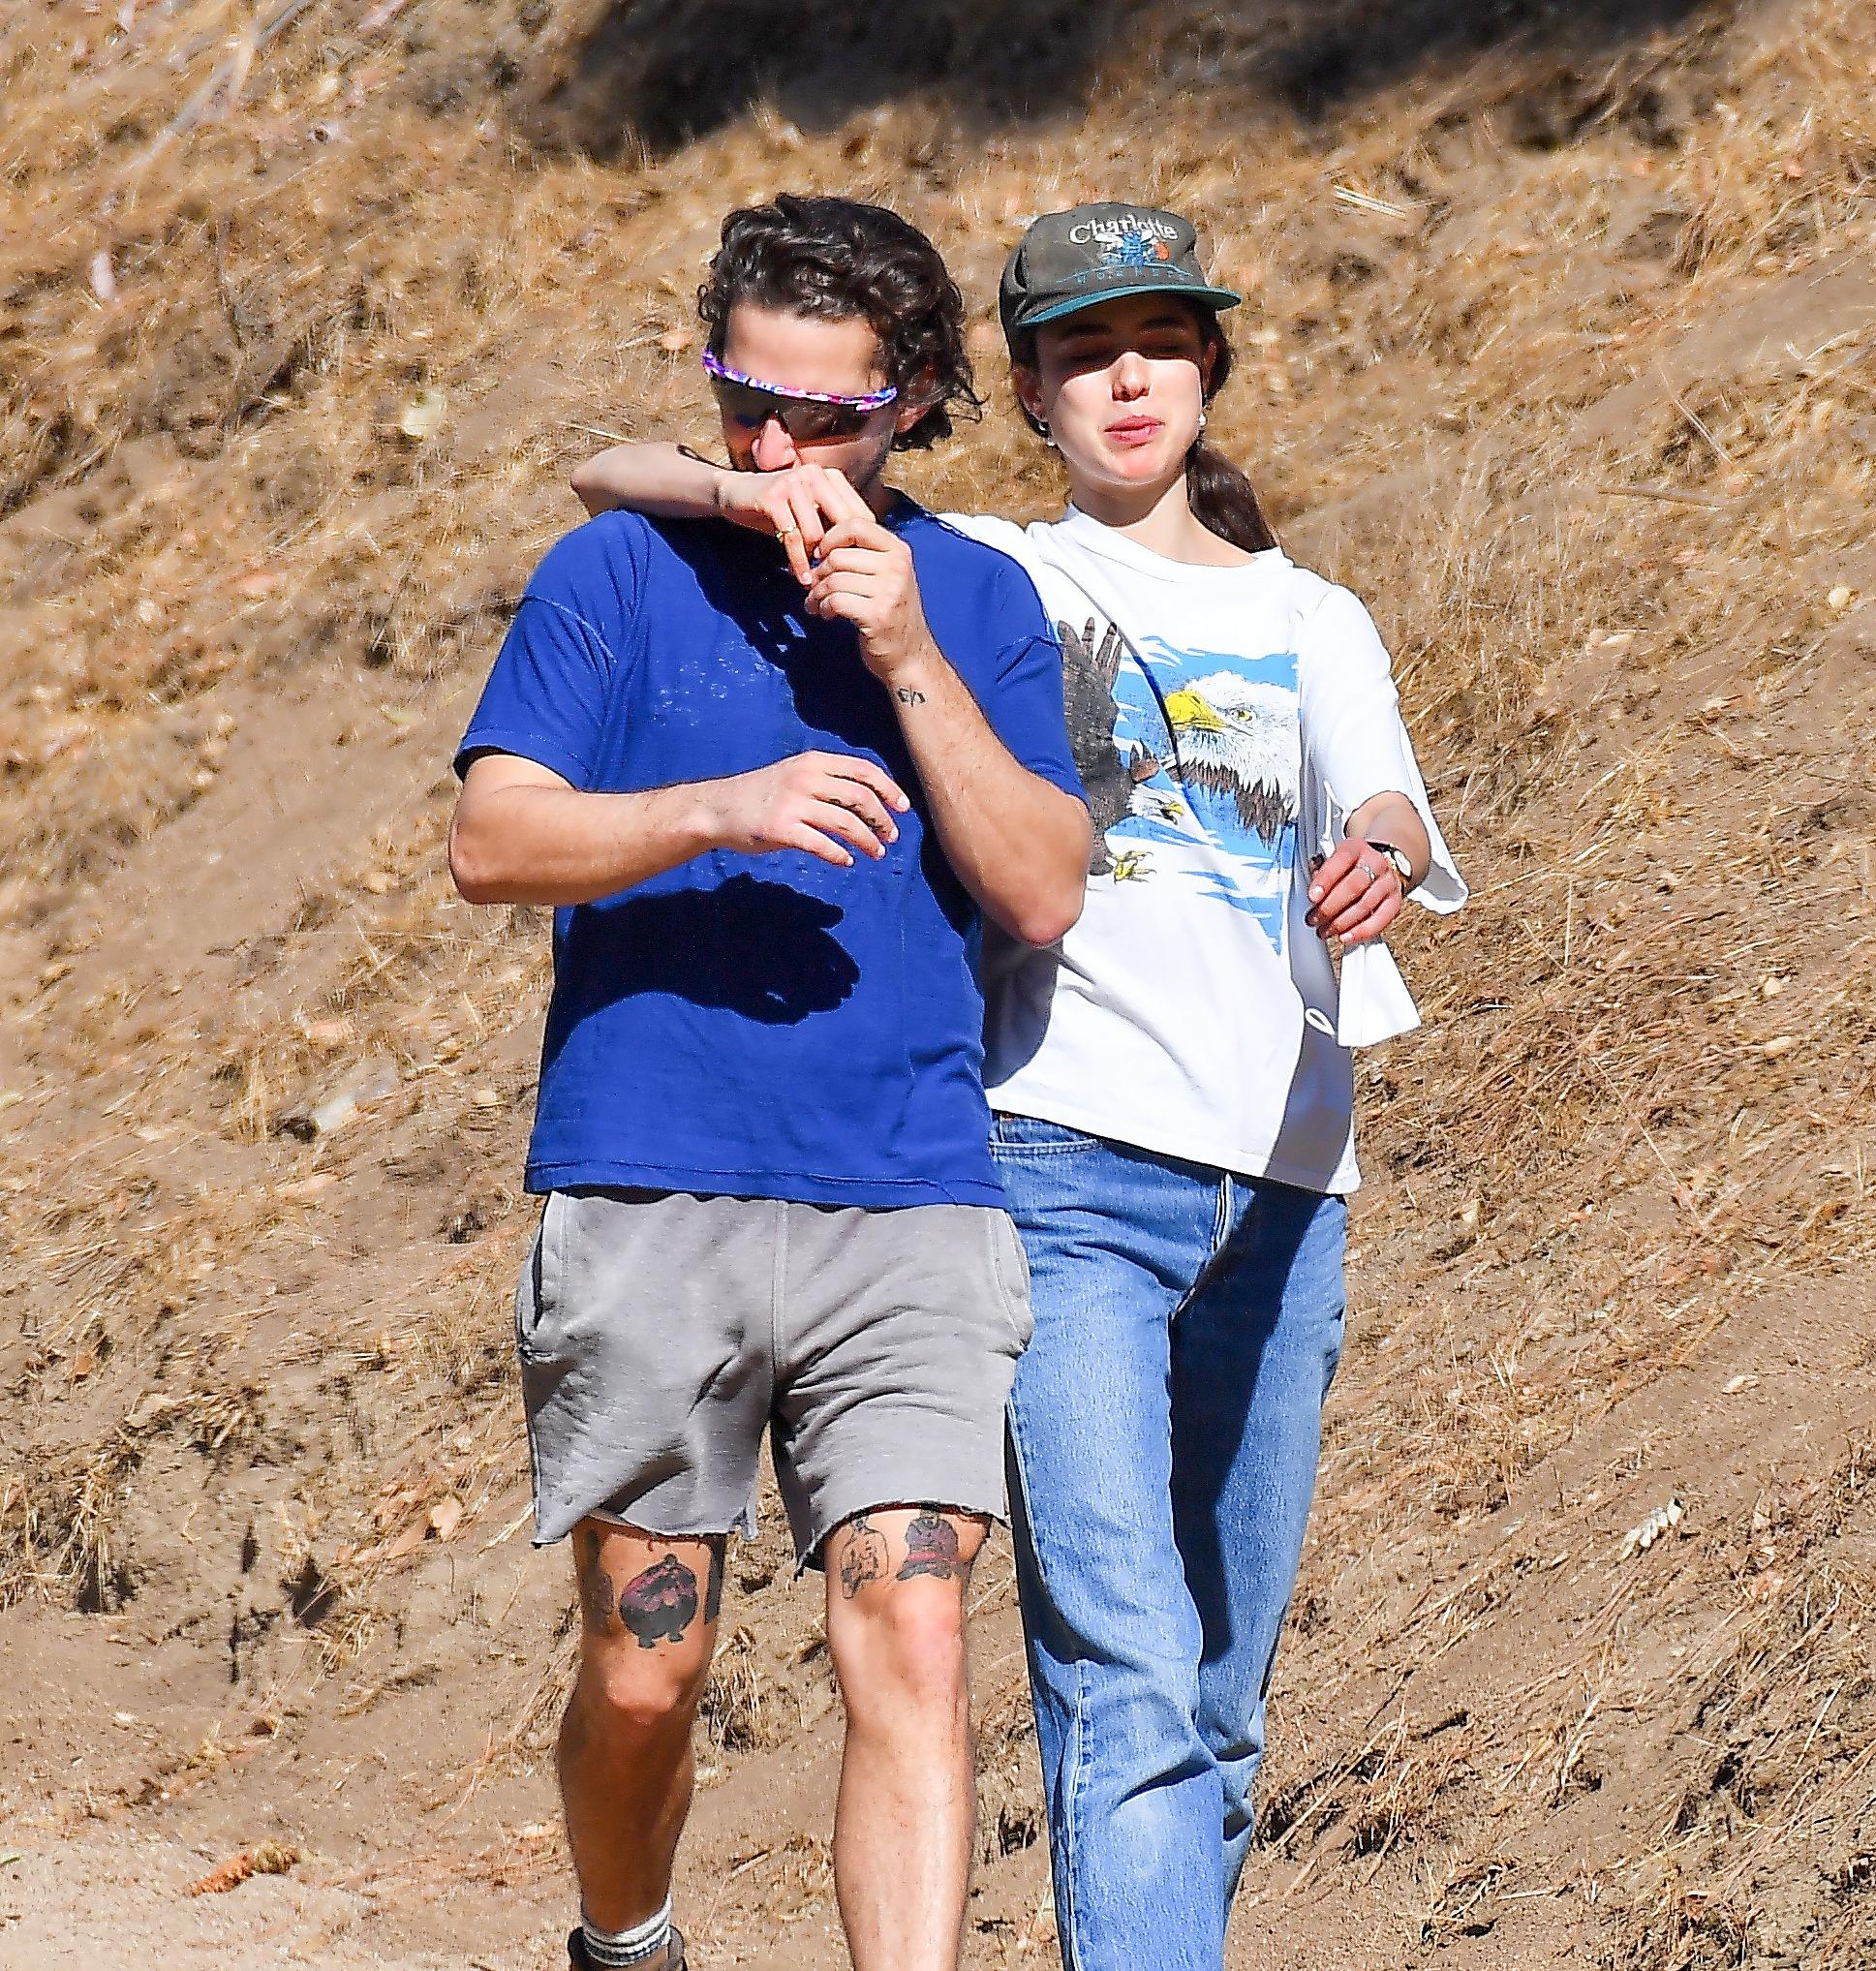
456,502,1081,1209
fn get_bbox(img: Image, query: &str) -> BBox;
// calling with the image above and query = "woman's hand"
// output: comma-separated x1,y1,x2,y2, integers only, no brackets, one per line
1306,840,1403,947
716,464,872,582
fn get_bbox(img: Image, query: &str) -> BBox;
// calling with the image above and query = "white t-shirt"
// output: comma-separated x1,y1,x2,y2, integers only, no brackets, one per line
945,505,1466,1194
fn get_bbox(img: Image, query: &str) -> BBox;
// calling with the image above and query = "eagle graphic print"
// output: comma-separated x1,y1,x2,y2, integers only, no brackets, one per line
1055,614,1301,947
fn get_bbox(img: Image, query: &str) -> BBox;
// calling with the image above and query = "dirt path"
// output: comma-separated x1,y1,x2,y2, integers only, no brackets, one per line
7,2,1876,1967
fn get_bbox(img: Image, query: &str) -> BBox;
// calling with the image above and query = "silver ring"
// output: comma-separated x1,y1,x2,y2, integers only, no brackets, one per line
1358,860,1379,883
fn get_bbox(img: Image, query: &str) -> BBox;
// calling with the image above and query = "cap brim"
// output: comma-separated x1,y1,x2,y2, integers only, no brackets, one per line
1017,278,1243,332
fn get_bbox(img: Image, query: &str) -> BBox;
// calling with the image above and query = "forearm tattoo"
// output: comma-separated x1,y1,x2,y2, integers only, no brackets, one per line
896,1512,965,1584
618,1553,700,1649
894,687,927,706
838,1514,890,1599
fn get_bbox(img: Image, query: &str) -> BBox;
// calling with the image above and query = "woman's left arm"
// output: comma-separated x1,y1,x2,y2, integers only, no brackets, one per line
1298,585,1465,948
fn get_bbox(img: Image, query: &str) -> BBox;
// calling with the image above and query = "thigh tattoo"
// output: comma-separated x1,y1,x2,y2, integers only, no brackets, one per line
897,1513,965,1584
838,1515,890,1599
618,1554,700,1648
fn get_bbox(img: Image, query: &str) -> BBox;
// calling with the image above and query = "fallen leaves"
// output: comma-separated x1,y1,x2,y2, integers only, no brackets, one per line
186,1840,298,1896
1619,1496,1686,1560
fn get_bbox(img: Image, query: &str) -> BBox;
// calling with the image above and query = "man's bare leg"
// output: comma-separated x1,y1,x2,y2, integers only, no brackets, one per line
823,1507,988,1971
558,1520,724,1937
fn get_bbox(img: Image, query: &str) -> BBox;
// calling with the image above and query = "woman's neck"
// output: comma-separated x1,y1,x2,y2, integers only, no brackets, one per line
1064,469,1252,568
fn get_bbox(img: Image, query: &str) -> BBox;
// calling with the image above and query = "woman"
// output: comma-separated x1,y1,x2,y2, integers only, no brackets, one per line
572,200,1465,1971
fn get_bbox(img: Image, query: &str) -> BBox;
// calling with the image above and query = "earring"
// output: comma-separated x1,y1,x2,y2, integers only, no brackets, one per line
1197,410,1208,435
1036,419,1057,447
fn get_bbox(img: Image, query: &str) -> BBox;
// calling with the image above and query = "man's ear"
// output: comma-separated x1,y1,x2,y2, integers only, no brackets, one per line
893,363,938,438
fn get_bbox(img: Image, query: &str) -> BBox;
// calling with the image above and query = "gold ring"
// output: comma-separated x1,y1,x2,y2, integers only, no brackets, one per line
778,525,802,539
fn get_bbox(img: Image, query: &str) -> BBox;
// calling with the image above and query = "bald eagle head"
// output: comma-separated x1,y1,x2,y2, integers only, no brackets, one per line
1161,673,1299,842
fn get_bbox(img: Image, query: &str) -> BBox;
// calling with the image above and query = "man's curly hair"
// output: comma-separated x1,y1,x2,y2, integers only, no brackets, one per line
697,195,983,451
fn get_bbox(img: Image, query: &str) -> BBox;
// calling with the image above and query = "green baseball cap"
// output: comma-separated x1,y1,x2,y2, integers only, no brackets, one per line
1000,201,1242,345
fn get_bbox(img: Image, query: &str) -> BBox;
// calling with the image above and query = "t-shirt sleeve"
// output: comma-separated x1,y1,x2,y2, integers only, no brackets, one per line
454,521,638,787
938,511,1033,563
1298,585,1466,912
976,562,1086,805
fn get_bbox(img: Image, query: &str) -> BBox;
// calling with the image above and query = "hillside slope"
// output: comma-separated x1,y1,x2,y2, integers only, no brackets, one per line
3,2,1874,1966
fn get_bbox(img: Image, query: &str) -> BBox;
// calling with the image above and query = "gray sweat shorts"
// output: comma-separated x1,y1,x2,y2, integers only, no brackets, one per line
514,1187,1034,1563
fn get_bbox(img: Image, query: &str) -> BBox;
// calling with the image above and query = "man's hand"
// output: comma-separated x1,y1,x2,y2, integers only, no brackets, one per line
804,515,940,686
703,751,910,870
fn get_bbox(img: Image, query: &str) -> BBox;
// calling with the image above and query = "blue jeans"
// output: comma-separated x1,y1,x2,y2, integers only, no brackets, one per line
992,1116,1347,1971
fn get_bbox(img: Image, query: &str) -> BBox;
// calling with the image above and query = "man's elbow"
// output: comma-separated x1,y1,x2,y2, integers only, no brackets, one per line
448,811,507,905
1009,902,1078,947
1007,850,1089,948
569,461,606,519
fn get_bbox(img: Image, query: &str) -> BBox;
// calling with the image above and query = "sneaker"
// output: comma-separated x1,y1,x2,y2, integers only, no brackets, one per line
568,1925,687,1971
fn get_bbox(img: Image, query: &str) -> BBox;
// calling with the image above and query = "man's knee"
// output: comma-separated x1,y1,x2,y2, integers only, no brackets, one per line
575,1632,710,1740
824,1508,984,1718
565,1521,720,1742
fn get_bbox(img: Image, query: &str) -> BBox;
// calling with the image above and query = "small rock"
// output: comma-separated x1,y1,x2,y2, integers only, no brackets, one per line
1761,1034,1797,1060
397,387,447,442
1828,584,1855,612
277,1173,336,1202
280,1057,399,1140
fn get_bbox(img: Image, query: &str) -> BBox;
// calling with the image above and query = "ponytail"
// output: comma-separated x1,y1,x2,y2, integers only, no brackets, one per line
1184,437,1276,553
1185,318,1277,552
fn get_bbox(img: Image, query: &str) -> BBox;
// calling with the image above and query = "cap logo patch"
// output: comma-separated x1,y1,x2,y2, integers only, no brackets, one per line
1068,212,1182,253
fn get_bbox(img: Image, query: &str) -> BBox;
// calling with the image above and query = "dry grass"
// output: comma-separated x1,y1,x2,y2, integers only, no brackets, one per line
4,0,1876,1960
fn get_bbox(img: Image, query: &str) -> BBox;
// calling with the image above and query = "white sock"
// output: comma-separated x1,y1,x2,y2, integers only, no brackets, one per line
582,1895,672,1968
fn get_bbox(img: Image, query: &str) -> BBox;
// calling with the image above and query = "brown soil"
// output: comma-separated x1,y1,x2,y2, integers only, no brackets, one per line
3,2,1874,1966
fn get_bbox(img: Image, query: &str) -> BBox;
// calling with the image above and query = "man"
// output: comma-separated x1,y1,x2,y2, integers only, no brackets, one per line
449,194,1091,1971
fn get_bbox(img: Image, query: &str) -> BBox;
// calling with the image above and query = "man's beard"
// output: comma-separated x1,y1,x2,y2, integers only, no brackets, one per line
836,427,899,508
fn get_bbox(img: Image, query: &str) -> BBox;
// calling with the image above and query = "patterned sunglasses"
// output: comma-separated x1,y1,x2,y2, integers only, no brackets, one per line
702,349,898,442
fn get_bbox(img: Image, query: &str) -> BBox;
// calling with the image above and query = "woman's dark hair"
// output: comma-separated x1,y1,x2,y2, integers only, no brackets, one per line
697,195,983,451
1011,303,1277,552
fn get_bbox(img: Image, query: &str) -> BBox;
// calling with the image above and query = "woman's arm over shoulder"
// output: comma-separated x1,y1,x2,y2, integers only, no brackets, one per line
571,443,729,520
